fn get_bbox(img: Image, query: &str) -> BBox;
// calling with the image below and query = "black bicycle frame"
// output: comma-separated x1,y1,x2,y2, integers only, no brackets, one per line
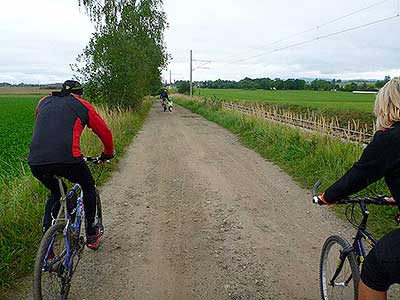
329,201,377,286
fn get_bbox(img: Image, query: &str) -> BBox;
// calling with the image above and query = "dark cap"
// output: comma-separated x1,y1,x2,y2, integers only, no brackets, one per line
62,80,83,95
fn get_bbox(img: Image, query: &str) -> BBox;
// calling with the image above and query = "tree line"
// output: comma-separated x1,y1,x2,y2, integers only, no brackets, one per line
75,0,168,108
176,76,391,94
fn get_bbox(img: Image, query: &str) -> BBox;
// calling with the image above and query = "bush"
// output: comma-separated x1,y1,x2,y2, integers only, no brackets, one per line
176,81,191,94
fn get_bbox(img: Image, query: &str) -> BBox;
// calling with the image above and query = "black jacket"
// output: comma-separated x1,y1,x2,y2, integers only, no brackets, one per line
28,93,114,166
160,91,168,99
325,122,400,203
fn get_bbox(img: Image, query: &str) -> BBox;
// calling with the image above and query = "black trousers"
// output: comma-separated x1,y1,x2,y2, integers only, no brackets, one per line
30,161,97,235
361,229,400,291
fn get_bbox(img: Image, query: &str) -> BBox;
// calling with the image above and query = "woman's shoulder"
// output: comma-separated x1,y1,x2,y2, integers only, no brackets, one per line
374,122,400,142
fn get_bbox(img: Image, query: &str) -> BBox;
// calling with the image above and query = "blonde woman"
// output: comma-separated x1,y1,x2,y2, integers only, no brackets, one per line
318,77,400,300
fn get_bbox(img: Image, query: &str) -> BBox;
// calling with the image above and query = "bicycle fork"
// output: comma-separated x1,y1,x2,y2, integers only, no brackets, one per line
329,245,354,287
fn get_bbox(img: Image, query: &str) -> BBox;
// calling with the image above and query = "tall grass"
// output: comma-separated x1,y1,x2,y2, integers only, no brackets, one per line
175,97,398,239
0,100,152,291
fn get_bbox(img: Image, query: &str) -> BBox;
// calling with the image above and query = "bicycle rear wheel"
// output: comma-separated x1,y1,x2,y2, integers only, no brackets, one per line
33,223,70,300
95,188,104,233
320,235,359,300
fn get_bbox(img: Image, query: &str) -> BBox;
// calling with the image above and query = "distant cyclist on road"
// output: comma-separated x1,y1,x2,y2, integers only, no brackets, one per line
28,80,115,250
316,77,400,300
160,89,169,101
160,89,169,112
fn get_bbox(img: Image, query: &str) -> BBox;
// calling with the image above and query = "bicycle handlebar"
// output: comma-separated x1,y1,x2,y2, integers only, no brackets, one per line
84,156,101,164
312,180,322,204
84,156,113,164
311,180,397,206
335,197,397,206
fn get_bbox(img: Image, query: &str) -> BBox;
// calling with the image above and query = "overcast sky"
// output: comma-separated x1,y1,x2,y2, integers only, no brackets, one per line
1,0,400,84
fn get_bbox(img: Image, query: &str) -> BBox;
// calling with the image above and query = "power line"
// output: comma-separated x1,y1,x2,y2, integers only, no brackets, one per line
229,13,399,64
192,61,212,71
193,59,212,63
262,0,391,48
218,0,392,63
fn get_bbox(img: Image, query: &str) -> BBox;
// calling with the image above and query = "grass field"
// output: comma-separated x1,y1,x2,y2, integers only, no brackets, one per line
0,87,54,95
198,88,376,112
0,95,40,185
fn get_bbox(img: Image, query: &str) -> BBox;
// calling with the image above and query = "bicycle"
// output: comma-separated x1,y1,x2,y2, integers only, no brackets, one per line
161,98,167,112
33,156,104,300
312,180,398,300
167,98,173,112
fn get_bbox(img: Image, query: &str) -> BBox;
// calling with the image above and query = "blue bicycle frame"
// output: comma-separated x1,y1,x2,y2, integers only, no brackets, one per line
42,181,84,275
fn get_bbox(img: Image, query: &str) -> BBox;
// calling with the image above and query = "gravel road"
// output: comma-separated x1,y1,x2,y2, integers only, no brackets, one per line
65,102,358,300
11,101,396,300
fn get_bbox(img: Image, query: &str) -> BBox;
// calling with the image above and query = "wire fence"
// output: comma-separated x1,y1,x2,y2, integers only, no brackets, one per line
222,101,373,144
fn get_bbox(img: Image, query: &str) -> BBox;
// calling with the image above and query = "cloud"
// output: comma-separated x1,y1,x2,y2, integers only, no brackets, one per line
1,0,399,83
0,0,93,84
163,0,400,81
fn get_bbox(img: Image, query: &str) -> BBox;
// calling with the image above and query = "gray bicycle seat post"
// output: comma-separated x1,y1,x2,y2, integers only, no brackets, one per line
58,178,66,198
53,177,67,223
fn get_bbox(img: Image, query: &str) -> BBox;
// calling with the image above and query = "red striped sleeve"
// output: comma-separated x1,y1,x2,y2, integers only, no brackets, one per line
72,118,83,157
72,94,114,155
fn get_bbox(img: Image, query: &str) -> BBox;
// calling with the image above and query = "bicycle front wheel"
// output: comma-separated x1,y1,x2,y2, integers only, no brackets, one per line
320,235,359,300
33,223,70,300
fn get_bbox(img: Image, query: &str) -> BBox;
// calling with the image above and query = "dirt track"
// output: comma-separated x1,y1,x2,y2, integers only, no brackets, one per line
55,101,360,300
7,101,400,300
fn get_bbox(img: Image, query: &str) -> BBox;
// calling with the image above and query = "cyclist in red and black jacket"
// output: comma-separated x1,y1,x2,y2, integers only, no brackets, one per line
28,80,115,250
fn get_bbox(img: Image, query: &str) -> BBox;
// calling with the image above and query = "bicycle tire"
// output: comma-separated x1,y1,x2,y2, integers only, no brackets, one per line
95,188,103,230
320,235,359,300
33,223,70,300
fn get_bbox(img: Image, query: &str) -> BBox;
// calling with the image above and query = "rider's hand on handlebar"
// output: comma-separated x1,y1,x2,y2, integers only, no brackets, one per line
99,150,115,162
313,193,332,206
386,197,396,203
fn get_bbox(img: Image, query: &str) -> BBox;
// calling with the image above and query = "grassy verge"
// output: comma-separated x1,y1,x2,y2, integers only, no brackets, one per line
0,99,152,292
176,92,376,132
175,97,397,238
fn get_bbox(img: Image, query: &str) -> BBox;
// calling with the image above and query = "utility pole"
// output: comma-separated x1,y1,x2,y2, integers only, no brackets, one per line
169,70,172,87
190,51,211,96
190,50,193,96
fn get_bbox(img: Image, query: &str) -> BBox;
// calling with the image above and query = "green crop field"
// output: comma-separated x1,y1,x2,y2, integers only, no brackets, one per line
0,94,41,185
197,88,376,112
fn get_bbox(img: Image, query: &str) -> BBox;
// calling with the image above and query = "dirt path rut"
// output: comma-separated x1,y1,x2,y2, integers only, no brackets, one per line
67,102,353,300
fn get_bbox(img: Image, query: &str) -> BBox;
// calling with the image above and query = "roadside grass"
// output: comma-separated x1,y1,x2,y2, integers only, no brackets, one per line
0,99,152,291
175,97,397,239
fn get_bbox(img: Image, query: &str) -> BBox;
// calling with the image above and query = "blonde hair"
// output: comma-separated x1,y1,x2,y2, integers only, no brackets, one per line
374,77,400,131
